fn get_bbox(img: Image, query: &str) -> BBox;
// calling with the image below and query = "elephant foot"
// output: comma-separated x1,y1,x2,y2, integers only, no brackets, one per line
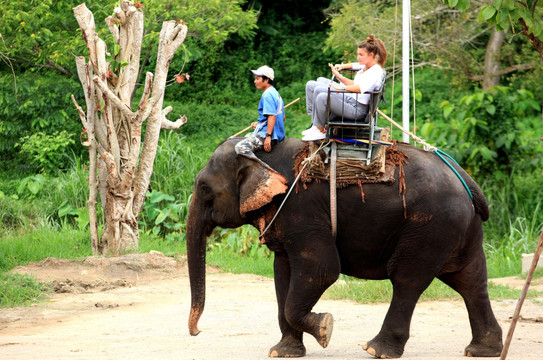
269,337,306,358
464,340,503,357
309,312,334,348
363,335,405,359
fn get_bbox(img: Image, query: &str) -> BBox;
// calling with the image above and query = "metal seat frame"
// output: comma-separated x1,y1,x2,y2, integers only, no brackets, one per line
325,70,387,165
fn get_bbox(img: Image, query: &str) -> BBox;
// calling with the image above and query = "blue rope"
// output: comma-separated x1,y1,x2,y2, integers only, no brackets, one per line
433,149,473,200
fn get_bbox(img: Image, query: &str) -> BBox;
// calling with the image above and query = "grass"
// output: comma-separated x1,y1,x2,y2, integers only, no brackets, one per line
0,226,92,272
0,272,50,307
324,275,533,304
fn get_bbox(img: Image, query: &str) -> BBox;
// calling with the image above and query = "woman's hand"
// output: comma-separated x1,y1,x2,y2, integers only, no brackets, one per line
328,63,340,78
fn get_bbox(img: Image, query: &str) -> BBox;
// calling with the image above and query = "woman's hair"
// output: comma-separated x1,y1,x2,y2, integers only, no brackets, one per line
359,34,387,66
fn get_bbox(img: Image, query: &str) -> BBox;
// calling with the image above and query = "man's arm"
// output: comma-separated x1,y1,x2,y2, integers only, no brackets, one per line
263,115,276,152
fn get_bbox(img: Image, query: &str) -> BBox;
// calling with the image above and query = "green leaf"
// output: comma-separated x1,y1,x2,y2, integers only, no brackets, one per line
480,6,497,21
443,105,454,118
485,104,496,115
155,209,170,225
456,0,471,12
27,181,41,195
448,0,459,7
149,191,175,203
58,204,77,217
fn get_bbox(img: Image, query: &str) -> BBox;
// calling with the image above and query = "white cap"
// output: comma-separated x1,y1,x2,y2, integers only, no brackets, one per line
250,65,274,81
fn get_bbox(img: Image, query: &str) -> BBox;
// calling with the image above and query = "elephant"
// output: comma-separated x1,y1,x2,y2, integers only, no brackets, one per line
186,137,503,358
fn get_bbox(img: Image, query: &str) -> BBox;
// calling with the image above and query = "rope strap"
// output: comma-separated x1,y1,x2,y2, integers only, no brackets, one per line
259,140,330,239
433,149,473,200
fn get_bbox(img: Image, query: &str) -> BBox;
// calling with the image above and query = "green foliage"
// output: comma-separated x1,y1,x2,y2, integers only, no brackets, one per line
16,131,76,175
208,226,272,259
482,170,543,277
206,228,274,277
140,190,187,239
420,86,541,177
0,0,105,72
58,203,90,231
0,72,82,160
443,0,543,61
16,174,48,198
0,196,47,236
476,0,543,36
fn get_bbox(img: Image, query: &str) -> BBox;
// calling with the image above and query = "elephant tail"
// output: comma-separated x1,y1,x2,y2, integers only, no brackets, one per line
434,150,489,222
468,182,489,222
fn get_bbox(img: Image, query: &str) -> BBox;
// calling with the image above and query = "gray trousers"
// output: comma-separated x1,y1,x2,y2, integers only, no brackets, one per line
312,91,368,128
305,77,333,116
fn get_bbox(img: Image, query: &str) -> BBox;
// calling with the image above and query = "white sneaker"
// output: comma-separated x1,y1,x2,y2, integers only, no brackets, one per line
301,125,317,136
302,127,326,141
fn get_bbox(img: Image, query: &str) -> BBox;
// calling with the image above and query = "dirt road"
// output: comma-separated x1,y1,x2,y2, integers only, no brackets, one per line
1,253,542,360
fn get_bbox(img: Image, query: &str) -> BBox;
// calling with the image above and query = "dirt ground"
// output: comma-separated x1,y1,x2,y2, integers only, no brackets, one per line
1,252,543,360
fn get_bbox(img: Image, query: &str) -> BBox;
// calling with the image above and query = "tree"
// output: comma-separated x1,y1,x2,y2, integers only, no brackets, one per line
0,0,257,161
324,0,539,88
71,1,187,255
443,0,543,59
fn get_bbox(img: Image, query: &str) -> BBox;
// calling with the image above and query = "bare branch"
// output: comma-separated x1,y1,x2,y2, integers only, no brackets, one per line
73,4,98,71
93,75,134,119
161,114,188,130
469,62,537,81
71,95,88,129
136,72,153,117
105,16,120,44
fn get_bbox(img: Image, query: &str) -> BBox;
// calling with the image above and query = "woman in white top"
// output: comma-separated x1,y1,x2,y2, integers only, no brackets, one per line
302,34,387,141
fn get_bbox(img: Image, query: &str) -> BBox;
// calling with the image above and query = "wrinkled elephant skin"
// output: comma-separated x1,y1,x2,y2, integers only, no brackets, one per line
186,138,503,358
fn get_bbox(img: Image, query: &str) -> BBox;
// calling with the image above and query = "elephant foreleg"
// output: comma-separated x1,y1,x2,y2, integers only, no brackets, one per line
269,250,306,358
283,241,340,350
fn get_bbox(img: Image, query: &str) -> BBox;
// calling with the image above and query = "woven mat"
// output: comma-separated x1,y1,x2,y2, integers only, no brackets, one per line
293,135,408,192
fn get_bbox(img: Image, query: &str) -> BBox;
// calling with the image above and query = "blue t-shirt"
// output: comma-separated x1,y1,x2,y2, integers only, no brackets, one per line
254,86,285,142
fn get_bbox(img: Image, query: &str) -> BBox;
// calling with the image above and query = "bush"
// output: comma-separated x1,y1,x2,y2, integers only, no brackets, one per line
420,86,542,178
16,130,76,175
0,72,83,162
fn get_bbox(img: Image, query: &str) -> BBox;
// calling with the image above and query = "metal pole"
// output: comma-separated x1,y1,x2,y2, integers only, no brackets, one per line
402,0,410,143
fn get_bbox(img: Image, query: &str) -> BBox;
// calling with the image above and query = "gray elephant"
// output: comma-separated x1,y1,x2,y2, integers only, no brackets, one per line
186,137,503,358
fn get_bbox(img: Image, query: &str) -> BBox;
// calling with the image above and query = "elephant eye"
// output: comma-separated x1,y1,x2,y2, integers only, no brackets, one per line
199,183,213,200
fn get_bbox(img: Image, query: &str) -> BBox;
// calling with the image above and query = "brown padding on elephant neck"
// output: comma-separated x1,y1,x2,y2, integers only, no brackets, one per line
240,167,288,216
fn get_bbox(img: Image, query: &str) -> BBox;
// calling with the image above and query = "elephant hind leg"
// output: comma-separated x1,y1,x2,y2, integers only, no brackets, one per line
438,248,503,357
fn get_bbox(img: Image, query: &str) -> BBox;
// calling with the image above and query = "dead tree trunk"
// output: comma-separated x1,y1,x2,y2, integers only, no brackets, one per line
71,2,188,255
483,28,505,90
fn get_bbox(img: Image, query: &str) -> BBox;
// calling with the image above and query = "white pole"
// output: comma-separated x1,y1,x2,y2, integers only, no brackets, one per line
402,0,410,143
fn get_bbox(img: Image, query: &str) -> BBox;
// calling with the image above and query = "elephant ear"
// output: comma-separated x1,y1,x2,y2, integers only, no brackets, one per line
239,157,288,216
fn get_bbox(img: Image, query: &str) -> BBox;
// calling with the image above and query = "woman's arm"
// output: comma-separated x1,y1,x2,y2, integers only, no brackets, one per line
329,63,355,87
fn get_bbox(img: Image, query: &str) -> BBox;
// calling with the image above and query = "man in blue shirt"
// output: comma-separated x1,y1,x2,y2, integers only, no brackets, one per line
235,65,285,160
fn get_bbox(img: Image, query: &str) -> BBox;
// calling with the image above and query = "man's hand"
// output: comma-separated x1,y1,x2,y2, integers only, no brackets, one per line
263,136,272,152
251,121,258,129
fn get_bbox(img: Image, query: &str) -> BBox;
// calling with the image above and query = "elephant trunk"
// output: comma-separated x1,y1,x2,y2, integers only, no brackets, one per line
186,195,209,336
